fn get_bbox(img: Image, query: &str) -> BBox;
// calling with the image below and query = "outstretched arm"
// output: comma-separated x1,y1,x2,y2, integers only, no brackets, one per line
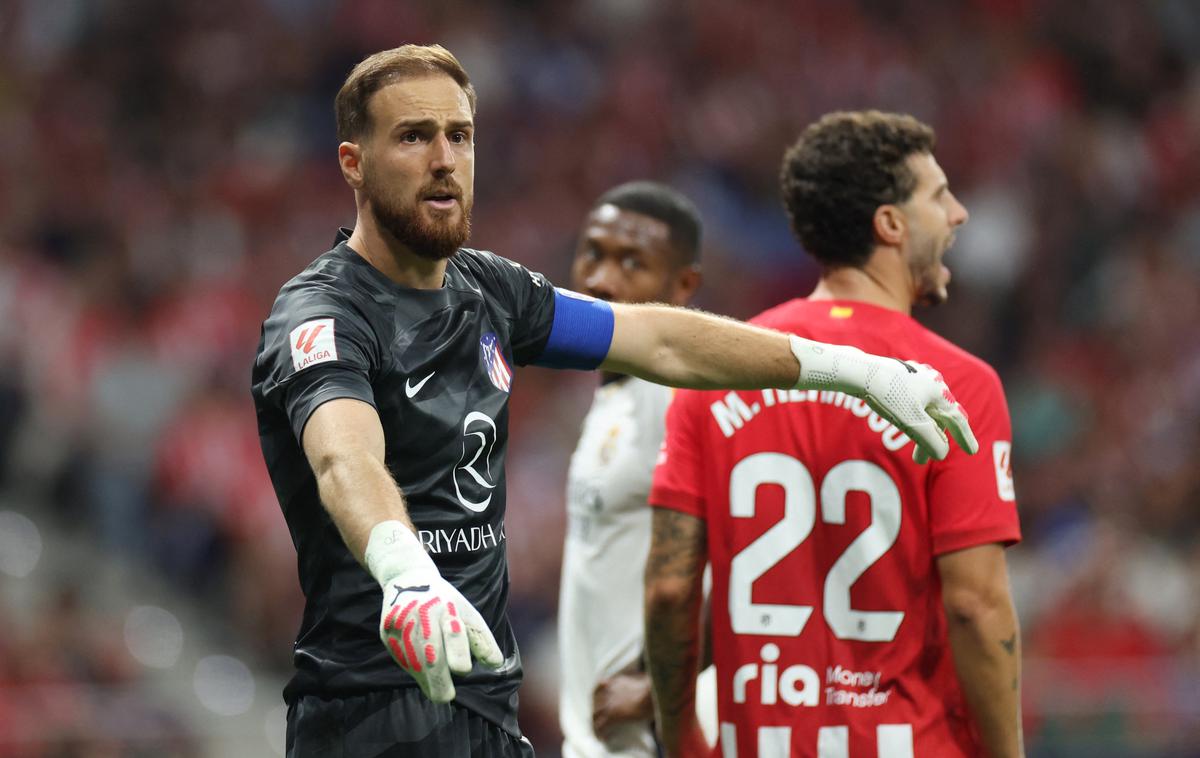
601,302,795,390
937,544,1024,758
601,301,977,462
644,508,709,758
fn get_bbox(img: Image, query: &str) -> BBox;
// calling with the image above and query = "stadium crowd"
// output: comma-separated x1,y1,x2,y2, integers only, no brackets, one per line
0,0,1198,754
0,585,199,757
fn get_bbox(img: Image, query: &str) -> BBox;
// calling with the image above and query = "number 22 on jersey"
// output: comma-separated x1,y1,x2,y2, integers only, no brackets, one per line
724,453,912,758
731,453,902,641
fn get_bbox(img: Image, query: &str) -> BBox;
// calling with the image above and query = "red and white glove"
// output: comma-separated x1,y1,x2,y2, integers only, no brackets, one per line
789,335,978,463
365,521,504,703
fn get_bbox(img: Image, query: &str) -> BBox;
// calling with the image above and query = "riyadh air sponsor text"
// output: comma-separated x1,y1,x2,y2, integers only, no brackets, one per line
418,522,506,555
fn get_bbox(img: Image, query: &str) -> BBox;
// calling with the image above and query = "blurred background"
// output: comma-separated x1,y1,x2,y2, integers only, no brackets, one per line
1,0,1198,755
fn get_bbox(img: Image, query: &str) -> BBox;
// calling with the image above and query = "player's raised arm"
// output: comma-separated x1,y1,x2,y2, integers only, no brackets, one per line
301,398,504,703
937,544,1025,758
596,300,977,462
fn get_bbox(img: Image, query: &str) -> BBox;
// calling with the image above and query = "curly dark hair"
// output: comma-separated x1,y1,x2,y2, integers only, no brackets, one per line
779,111,935,269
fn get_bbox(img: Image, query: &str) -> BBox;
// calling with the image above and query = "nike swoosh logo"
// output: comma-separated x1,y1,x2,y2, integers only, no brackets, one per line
405,372,435,398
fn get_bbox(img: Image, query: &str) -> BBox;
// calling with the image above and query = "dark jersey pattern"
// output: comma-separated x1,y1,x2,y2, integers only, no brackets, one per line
251,230,557,737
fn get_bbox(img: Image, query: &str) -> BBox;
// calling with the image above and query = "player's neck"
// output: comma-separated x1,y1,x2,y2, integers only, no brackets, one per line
809,263,913,316
346,212,448,290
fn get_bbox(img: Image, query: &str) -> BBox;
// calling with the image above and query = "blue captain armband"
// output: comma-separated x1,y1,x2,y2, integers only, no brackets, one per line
534,288,615,370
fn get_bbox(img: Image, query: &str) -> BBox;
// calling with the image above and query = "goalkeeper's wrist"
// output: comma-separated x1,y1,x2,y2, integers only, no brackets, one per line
364,520,436,587
789,335,873,394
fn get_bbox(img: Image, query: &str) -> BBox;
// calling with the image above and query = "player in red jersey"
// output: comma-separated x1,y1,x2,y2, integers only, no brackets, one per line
645,111,1023,758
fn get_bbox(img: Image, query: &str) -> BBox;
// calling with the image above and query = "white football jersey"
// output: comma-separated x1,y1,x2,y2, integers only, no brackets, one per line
559,377,715,757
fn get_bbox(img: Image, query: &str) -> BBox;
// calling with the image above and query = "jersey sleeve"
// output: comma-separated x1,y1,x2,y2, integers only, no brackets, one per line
926,363,1021,555
473,251,615,369
649,388,709,519
255,287,379,443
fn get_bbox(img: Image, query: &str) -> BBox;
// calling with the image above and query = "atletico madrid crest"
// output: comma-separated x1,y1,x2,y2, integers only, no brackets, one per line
479,332,513,393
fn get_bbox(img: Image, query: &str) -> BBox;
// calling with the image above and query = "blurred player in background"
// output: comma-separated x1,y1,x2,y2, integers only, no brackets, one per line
558,181,718,757
252,41,978,757
645,111,1023,758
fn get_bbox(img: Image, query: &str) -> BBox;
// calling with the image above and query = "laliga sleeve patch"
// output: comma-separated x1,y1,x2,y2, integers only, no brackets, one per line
289,318,338,372
992,440,1015,501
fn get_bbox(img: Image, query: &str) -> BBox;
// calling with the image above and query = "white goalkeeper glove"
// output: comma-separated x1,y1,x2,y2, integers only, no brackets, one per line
364,521,505,703
789,335,979,463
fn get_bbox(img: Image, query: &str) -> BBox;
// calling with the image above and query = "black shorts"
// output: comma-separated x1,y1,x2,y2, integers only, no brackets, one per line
286,689,535,758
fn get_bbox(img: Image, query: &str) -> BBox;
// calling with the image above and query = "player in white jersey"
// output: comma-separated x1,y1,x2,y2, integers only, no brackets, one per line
558,182,714,757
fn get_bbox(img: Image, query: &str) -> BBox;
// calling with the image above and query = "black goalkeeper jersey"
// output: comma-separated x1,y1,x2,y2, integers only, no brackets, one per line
251,230,557,737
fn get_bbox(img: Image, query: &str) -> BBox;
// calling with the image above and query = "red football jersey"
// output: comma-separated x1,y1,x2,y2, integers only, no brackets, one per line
650,299,1020,758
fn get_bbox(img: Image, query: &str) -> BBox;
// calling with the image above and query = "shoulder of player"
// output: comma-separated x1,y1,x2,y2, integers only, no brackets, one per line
746,297,809,329
450,248,552,305
905,328,1007,411
272,249,357,304
911,327,1000,383
264,252,378,336
452,247,532,281
752,298,1003,394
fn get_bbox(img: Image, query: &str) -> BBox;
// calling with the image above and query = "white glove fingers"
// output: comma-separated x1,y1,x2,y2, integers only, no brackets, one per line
461,604,504,669
381,595,456,703
384,633,409,670
415,598,455,703
920,366,979,456
381,598,420,671
861,393,940,463
906,418,950,463
424,665,455,703
441,601,472,675
933,402,979,455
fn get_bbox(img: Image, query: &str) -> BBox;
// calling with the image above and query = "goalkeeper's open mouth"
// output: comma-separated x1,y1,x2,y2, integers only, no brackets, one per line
423,195,459,211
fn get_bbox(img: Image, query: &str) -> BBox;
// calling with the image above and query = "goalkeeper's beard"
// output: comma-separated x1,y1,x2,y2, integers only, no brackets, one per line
364,176,472,261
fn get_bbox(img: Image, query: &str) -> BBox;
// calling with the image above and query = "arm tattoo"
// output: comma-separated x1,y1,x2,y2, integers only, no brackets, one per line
645,509,707,749
1002,634,1019,690
1000,634,1017,655
645,509,707,578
